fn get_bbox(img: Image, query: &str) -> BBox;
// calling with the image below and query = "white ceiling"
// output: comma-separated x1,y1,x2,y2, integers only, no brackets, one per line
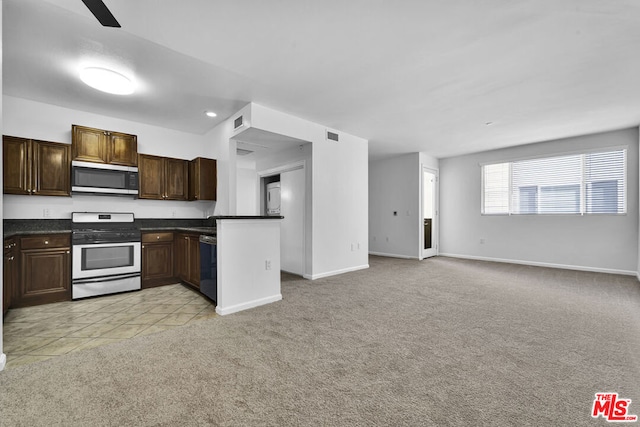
5,0,640,159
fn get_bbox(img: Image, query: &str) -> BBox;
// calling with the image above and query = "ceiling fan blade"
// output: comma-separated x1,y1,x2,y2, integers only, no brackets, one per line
81,0,121,28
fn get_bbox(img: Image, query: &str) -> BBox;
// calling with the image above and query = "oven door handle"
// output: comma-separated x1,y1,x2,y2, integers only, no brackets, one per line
73,272,141,285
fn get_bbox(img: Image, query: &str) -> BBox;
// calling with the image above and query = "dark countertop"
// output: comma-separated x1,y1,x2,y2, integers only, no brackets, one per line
3,216,279,239
140,227,217,235
4,229,72,238
213,216,284,220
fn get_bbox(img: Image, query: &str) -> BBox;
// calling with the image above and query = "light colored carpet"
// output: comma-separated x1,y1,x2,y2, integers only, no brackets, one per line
1,256,639,426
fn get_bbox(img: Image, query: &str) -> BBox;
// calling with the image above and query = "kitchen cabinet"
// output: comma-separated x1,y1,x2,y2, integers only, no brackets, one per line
3,238,17,316
3,136,71,196
138,154,188,200
141,232,175,288
14,234,71,308
174,232,200,288
189,157,217,201
72,124,138,166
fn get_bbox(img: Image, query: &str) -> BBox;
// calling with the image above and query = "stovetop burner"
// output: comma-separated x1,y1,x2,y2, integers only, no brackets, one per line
71,212,140,244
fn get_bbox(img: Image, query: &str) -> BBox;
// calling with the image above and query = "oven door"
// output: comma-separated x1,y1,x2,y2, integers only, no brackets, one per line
72,241,141,279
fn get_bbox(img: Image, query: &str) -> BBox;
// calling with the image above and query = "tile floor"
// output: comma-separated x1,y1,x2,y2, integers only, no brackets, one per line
3,283,217,369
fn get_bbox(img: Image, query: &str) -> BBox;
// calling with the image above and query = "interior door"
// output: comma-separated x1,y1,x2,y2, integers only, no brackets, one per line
422,168,438,259
280,168,305,275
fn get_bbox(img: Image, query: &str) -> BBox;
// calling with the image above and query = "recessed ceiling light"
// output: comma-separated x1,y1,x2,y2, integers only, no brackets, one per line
80,67,134,95
205,111,218,118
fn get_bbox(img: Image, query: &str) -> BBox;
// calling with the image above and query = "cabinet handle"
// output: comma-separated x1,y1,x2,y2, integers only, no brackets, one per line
142,245,145,249
157,236,160,240
44,241,49,245
65,251,70,254
9,256,14,261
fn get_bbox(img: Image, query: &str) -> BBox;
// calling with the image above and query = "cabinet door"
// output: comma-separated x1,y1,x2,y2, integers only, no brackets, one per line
165,158,188,200
189,157,217,201
3,241,16,315
108,132,138,166
187,235,201,288
72,125,107,163
142,242,174,288
32,140,71,197
18,248,71,307
3,136,30,195
174,233,187,281
138,154,164,199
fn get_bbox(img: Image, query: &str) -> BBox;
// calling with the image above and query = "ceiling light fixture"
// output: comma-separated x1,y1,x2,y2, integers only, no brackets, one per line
80,67,134,95
205,111,218,118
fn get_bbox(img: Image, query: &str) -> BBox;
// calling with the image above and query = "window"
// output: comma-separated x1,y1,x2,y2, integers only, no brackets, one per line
482,148,626,215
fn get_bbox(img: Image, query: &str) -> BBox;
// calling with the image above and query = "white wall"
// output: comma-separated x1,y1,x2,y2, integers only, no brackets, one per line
216,218,282,315
250,103,369,279
369,152,439,259
440,128,639,275
236,165,258,215
369,154,419,258
3,96,223,219
256,143,312,276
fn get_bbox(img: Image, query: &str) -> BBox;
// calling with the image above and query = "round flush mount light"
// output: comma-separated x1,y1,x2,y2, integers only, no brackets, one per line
205,111,218,118
80,67,134,95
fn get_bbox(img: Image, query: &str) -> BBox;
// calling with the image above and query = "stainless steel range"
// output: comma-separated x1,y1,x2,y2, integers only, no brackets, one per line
71,212,141,299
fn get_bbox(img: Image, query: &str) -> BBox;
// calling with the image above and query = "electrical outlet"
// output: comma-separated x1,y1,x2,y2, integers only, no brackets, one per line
43,208,50,218
265,260,272,270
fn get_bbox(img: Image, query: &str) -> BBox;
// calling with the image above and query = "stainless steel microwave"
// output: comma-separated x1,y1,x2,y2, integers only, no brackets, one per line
71,161,139,196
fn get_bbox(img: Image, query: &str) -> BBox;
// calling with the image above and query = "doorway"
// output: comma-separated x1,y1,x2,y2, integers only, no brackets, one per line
422,168,438,259
259,163,306,276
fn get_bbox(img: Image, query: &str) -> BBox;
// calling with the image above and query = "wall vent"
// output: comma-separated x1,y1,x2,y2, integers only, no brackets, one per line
326,130,339,142
234,115,244,130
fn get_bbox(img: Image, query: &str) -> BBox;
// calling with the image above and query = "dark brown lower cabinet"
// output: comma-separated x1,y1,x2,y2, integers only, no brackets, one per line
14,234,71,308
141,232,175,288
3,238,17,316
174,232,200,289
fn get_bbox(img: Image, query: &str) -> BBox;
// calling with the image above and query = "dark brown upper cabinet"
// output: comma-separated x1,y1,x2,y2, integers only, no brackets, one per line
72,124,138,166
138,154,188,200
3,135,71,197
189,157,217,201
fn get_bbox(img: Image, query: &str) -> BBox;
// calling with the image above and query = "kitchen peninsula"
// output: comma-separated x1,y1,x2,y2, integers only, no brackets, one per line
213,216,283,315
3,216,283,317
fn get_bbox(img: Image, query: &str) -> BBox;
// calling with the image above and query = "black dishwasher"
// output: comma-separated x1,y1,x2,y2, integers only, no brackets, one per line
199,235,217,303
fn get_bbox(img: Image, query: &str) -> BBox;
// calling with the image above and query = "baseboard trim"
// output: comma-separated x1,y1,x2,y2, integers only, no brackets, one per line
215,294,282,316
303,264,369,280
439,253,637,276
0,353,6,371
368,251,418,260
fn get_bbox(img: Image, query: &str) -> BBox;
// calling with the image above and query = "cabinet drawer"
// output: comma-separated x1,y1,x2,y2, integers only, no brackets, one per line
20,234,70,250
142,232,174,243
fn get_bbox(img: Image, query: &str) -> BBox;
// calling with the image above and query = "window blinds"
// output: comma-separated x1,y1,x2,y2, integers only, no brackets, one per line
482,148,626,215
